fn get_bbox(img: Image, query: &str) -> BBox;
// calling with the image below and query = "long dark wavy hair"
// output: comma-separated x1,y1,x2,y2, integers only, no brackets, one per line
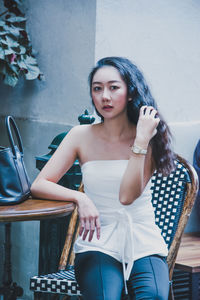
88,56,175,175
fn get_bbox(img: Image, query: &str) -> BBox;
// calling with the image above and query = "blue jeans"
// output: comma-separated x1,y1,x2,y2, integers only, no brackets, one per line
74,251,169,300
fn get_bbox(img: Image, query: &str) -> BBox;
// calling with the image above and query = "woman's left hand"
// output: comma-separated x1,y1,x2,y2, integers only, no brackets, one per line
135,106,160,147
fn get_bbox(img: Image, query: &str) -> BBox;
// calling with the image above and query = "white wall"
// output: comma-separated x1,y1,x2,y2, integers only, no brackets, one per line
95,0,200,230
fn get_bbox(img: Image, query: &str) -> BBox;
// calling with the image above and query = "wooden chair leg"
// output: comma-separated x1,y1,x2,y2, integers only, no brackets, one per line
62,296,82,300
34,292,43,300
52,294,60,300
168,281,175,300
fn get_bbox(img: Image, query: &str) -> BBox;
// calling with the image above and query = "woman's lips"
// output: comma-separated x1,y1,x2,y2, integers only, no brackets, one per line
102,105,113,111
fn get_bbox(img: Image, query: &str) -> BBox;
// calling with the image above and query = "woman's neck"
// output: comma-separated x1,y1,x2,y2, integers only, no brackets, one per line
100,117,135,143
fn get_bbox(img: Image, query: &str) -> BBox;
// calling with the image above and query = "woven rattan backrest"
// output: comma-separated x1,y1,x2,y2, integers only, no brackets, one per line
151,155,198,279
151,158,189,249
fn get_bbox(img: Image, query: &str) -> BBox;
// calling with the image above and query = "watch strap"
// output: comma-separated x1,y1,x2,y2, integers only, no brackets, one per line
131,144,147,155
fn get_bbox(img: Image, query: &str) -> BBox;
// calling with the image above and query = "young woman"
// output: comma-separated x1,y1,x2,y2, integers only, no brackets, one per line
31,57,175,300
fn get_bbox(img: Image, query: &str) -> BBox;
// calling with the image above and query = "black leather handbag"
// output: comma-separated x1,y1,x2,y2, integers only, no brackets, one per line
0,116,31,205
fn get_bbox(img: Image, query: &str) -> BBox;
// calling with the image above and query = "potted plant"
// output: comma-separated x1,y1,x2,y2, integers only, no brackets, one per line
0,0,43,87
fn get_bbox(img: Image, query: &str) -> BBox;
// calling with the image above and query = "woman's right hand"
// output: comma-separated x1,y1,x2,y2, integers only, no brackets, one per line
76,192,101,242
135,106,160,148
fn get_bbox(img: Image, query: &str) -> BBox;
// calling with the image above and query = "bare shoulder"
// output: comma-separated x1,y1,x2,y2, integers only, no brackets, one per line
62,124,99,148
66,124,101,163
68,124,96,140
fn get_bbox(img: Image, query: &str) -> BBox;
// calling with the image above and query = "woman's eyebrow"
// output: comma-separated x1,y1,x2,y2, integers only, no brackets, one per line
92,80,121,84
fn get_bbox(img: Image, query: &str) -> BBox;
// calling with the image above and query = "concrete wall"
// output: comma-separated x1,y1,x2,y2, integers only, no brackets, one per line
95,0,200,231
0,1,96,299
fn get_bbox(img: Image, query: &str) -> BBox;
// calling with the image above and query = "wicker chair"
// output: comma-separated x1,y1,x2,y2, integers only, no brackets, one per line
30,155,198,300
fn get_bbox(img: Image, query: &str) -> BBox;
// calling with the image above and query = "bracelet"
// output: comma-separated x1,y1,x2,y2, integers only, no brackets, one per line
131,144,147,155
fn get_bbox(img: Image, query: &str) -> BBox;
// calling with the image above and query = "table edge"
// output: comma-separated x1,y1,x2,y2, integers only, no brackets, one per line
0,202,75,222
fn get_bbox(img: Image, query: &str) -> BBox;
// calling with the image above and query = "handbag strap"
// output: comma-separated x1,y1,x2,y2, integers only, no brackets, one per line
6,116,24,158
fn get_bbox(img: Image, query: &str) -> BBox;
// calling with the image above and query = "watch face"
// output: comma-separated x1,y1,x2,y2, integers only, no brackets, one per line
131,146,139,153
131,145,147,154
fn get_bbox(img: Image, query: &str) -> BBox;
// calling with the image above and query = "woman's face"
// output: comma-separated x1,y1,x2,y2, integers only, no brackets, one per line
91,66,129,120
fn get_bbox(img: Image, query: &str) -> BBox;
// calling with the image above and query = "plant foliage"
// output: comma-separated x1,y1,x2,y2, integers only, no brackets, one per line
0,0,43,87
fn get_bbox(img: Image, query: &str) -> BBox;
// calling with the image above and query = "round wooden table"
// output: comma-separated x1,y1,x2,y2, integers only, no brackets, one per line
0,198,75,222
0,198,75,300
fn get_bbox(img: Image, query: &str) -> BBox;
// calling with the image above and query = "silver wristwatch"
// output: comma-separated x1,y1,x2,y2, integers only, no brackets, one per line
131,144,147,155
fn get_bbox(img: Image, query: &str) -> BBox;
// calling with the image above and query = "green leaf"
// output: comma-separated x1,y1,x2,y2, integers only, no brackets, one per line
12,45,26,54
4,72,18,87
4,48,14,55
14,0,23,5
0,60,7,75
1,24,11,31
6,17,26,23
0,20,6,27
0,31,8,36
18,36,29,47
6,35,19,48
0,35,7,43
2,62,19,87
5,61,17,74
17,57,27,69
22,55,40,80
0,48,5,60
6,25,21,37
9,63,19,74
6,19,26,30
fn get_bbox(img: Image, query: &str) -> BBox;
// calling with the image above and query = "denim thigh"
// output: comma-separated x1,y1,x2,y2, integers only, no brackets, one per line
75,252,169,300
127,255,169,300
74,251,124,300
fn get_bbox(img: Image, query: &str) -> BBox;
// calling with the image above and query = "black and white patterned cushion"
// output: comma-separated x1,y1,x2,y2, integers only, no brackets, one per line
30,265,81,295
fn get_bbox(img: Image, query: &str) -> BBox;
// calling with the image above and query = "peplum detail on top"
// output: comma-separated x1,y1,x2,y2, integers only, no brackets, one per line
74,160,168,292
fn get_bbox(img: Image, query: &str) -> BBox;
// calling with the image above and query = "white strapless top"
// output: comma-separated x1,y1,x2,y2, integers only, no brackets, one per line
74,160,168,287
